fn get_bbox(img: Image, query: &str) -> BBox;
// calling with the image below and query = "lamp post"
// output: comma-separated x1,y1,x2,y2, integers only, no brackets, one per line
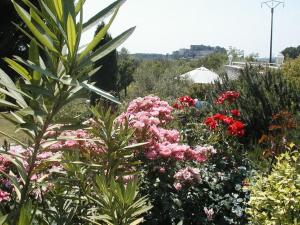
262,0,284,63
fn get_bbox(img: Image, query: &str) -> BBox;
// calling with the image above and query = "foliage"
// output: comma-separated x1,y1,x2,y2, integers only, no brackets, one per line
0,0,38,82
189,52,228,72
247,149,300,225
282,56,300,88
212,67,300,142
119,95,251,225
127,60,192,101
118,48,138,97
86,175,151,225
90,23,119,105
53,98,90,124
282,45,300,59
0,0,136,223
258,111,297,170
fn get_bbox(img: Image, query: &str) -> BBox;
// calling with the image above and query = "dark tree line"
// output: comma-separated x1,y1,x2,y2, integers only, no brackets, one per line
282,45,300,59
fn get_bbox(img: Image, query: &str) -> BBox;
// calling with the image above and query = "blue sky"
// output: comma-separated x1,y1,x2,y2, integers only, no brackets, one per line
82,0,300,57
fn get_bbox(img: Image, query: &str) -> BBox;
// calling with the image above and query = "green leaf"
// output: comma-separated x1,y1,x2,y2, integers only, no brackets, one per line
12,1,58,53
53,0,63,20
75,0,86,15
30,7,57,41
80,27,135,68
0,131,27,147
79,81,120,104
82,0,125,32
4,58,31,81
0,68,28,108
67,14,77,56
0,99,19,109
0,214,8,225
79,6,119,61
28,41,41,82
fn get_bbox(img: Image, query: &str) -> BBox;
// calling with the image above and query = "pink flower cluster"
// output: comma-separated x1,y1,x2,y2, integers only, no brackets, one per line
0,190,10,202
46,128,106,154
118,96,173,130
0,145,62,203
173,167,201,190
118,96,212,163
204,207,214,221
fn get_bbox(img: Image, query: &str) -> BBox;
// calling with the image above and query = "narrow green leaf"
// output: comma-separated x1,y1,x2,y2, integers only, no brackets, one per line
0,68,29,107
75,0,86,15
30,7,57,41
53,0,63,20
67,14,77,56
79,27,135,68
0,214,8,225
79,7,119,61
0,131,27,147
82,0,125,32
4,58,31,81
79,81,120,104
12,1,58,53
0,99,19,109
29,41,41,82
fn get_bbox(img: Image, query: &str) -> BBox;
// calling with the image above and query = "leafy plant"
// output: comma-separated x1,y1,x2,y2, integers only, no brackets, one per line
0,0,134,223
212,66,300,143
86,175,151,225
247,149,300,225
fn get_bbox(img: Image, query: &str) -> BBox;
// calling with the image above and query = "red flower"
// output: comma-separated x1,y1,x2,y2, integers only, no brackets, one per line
179,96,195,106
204,117,218,130
213,113,226,121
173,103,183,110
173,96,195,110
222,116,234,125
228,121,245,136
215,91,240,104
230,109,240,117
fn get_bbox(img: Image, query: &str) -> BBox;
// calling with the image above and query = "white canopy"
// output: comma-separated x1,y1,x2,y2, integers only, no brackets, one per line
180,66,220,84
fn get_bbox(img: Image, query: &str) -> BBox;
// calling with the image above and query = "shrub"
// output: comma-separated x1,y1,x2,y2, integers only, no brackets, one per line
0,0,141,223
119,95,251,225
282,56,300,88
247,150,300,225
212,67,300,142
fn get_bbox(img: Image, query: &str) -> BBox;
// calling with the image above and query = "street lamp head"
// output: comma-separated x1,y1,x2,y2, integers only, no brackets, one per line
261,0,284,9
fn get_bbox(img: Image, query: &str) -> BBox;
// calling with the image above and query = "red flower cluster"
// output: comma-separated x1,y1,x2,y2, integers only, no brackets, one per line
173,96,195,109
230,109,240,117
204,113,245,137
215,91,240,104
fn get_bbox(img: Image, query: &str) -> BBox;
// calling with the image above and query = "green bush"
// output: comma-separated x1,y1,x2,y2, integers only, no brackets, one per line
247,150,300,225
211,67,300,143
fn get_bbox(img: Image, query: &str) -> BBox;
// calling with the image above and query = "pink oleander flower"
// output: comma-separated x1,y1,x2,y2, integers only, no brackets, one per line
0,190,10,202
174,182,182,191
204,207,214,221
174,167,202,186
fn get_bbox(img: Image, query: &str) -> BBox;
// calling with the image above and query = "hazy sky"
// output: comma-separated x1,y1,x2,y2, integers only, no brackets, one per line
82,0,300,57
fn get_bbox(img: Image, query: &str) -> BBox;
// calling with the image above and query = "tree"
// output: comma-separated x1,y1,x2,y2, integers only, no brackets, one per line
117,48,138,97
282,46,300,59
282,56,300,88
90,23,118,105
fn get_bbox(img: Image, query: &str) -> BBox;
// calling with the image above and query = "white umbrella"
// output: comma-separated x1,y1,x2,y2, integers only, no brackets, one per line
180,66,220,84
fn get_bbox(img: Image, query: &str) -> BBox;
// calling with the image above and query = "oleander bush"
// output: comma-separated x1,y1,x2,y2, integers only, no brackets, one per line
247,149,300,225
0,0,153,224
117,95,251,224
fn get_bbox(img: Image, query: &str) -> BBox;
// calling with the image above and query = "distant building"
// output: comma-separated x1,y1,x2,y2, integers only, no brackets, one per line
171,45,226,59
